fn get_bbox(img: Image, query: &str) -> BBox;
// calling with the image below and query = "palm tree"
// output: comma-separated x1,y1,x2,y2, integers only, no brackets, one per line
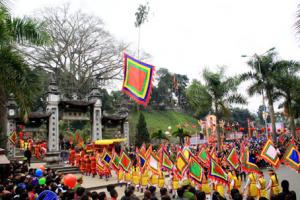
199,68,246,149
172,127,190,145
0,3,48,147
240,52,279,143
151,130,169,143
272,60,300,138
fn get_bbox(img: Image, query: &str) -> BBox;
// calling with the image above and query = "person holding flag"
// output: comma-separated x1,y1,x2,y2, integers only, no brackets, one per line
90,153,97,177
69,148,75,166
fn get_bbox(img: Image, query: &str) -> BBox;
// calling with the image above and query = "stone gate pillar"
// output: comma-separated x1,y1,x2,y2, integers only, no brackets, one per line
123,120,130,147
45,81,60,164
6,95,17,157
88,87,102,141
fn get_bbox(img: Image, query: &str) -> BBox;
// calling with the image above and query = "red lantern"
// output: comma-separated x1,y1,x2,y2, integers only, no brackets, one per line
19,124,24,130
277,128,281,132
63,174,77,189
261,127,265,132
267,127,271,132
239,127,244,131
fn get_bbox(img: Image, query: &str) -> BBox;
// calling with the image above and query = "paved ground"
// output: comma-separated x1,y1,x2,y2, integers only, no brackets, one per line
30,163,300,199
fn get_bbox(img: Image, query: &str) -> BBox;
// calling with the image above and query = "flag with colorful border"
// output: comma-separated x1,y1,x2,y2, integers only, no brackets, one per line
198,149,209,167
145,144,152,159
96,153,105,171
226,148,240,170
260,139,280,168
149,152,160,174
182,145,190,160
122,53,155,106
102,151,112,166
241,148,261,174
138,153,147,172
209,158,228,185
119,152,132,172
176,150,189,178
189,154,203,185
111,154,120,172
161,148,173,171
281,143,300,173
8,131,17,145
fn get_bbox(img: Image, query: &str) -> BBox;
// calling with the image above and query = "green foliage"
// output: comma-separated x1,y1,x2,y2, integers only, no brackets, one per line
129,111,198,138
135,113,150,147
186,80,212,117
151,130,169,143
172,127,190,145
230,108,256,129
135,3,149,27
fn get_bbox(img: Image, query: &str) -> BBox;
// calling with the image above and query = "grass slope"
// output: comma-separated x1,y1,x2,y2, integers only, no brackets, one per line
129,110,198,138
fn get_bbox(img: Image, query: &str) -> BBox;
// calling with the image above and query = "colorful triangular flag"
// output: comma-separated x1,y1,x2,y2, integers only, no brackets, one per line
198,149,209,167
176,150,189,178
188,153,203,185
122,53,155,106
138,153,147,172
111,154,120,172
161,148,173,171
102,151,112,166
8,131,17,145
226,148,240,170
119,152,132,172
281,143,300,173
260,139,280,168
209,158,228,185
149,152,160,174
241,148,261,174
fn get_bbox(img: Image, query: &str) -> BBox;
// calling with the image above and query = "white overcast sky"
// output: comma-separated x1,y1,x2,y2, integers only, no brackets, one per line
13,0,300,113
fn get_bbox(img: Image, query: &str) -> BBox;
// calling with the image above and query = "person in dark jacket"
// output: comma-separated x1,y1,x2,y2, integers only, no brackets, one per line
24,148,32,166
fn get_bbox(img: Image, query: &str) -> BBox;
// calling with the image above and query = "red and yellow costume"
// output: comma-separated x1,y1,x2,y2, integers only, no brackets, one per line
90,155,96,176
85,155,91,175
75,153,81,167
80,156,86,173
69,149,75,166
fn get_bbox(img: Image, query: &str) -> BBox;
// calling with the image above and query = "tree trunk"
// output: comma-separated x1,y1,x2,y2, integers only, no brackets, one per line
290,115,296,139
215,103,220,151
268,96,277,143
0,85,7,149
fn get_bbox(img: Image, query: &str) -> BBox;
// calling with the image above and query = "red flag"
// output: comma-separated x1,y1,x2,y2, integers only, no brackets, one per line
69,135,73,145
75,132,79,142
9,132,17,145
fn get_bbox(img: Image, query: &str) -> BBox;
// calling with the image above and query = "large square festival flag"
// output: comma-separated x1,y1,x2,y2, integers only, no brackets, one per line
176,150,189,178
122,53,155,106
226,148,240,170
161,148,173,171
209,158,228,185
260,139,280,168
189,154,203,185
281,143,300,173
119,152,132,172
242,148,261,174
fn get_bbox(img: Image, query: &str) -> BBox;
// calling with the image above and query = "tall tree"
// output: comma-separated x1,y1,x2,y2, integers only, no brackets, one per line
186,79,212,118
0,3,48,147
273,60,300,138
151,130,168,143
22,5,126,99
135,113,150,147
240,52,279,143
172,127,190,145
189,68,246,149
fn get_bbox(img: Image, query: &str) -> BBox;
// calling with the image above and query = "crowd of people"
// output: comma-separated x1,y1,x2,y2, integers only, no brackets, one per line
0,134,298,200
0,160,297,200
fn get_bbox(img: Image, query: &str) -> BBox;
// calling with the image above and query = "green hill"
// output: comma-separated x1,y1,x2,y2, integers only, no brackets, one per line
128,110,198,141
